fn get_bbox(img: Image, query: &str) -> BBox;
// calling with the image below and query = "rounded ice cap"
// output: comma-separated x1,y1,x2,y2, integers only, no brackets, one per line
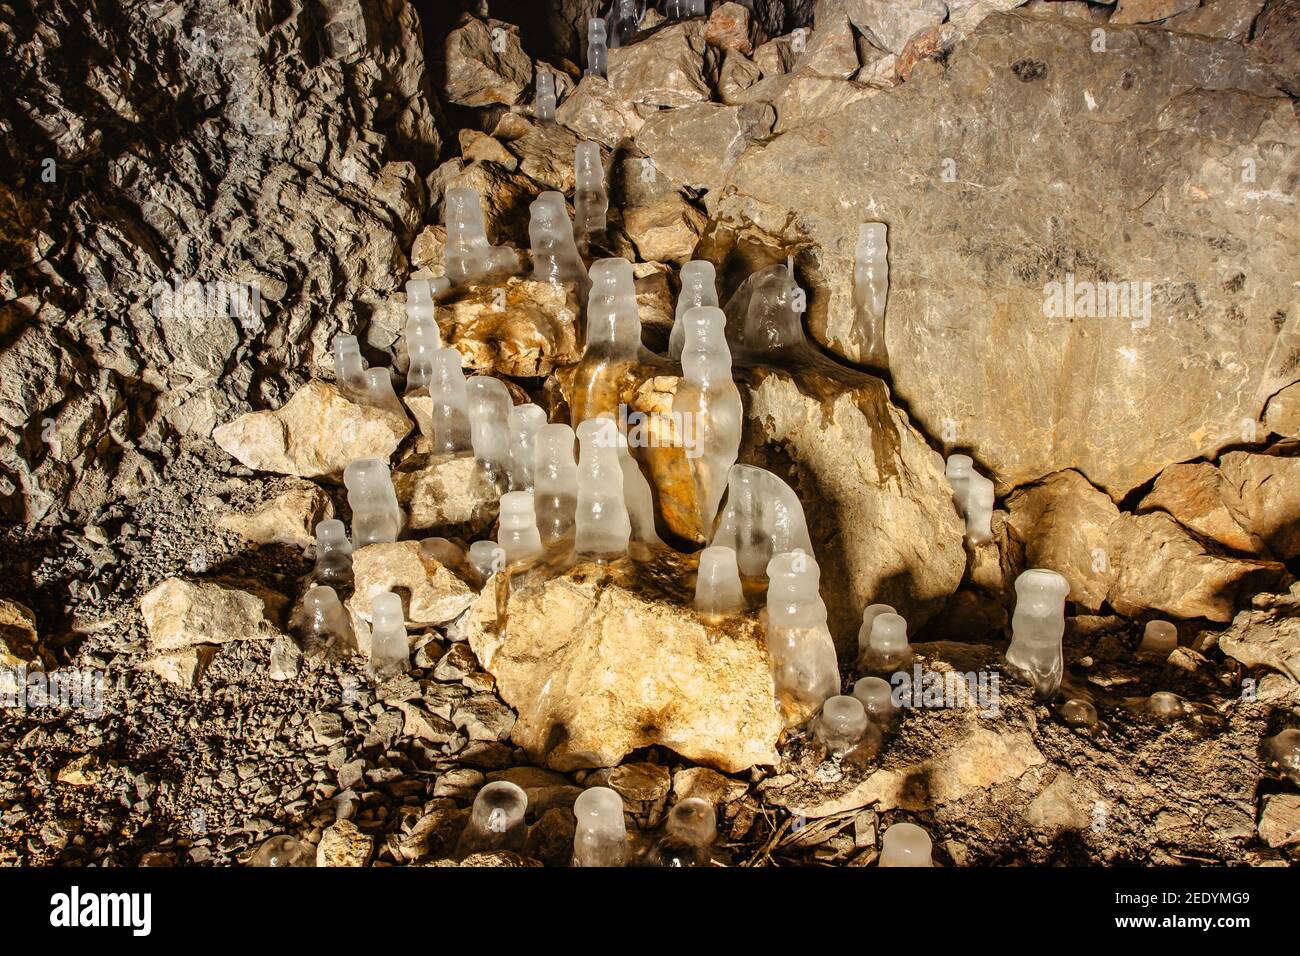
879,822,933,867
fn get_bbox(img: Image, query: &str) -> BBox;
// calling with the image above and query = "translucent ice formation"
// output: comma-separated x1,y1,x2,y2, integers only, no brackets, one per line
860,612,911,674
965,472,994,545
649,797,717,867
695,545,745,618
427,348,473,453
856,603,896,661
469,540,506,582
403,284,442,394
945,454,973,517
534,70,556,123
664,0,686,17
853,223,889,369
586,18,608,77
712,464,814,580
310,518,353,586
1058,697,1099,729
466,375,514,487
572,786,627,867
852,676,897,724
728,263,803,353
1138,620,1178,658
610,425,663,548
609,0,644,47
814,695,870,756
420,536,464,570
444,186,518,285
343,458,402,546
1004,568,1069,699
361,367,405,416
668,261,719,360
1146,691,1189,721
333,333,367,399
574,142,608,242
456,781,529,857
764,551,841,714
529,191,588,287
1263,729,1300,785
687,0,706,14
507,403,547,491
533,423,579,546
497,491,544,564
249,835,315,867
575,418,632,558
291,584,355,660
879,822,933,867
674,306,742,531
368,592,409,680
572,258,640,424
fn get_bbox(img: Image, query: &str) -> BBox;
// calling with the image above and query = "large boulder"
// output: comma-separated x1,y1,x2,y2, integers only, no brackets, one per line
465,554,786,773
714,13,1299,499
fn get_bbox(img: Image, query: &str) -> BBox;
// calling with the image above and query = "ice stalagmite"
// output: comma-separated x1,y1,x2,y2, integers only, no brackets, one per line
649,797,717,867
1004,568,1069,698
291,584,354,660
465,376,513,488
533,423,579,547
852,676,897,724
609,0,643,47
853,223,889,370
310,519,353,586
764,551,841,716
859,611,911,674
574,142,608,244
729,263,804,353
572,258,640,424
343,458,402,546
367,592,409,680
507,403,547,491
497,491,544,564
712,464,814,580
427,348,473,453
361,367,405,416
468,541,506,582
879,822,933,867
609,423,663,549
573,786,627,866
945,454,973,517
814,696,870,755
674,306,742,531
332,334,367,399
965,472,994,545
444,187,518,285
403,282,441,393
668,261,719,359
534,70,556,123
694,545,745,618
586,18,608,77
457,781,529,857
574,418,631,559
529,191,587,288
1138,620,1178,658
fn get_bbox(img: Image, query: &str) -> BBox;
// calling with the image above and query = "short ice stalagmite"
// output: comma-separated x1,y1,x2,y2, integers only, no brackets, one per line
310,518,354,587
764,551,841,719
534,70,556,123
343,458,402,547
814,695,870,756
860,612,911,674
674,305,742,532
367,592,409,680
574,142,608,243
572,786,627,866
668,261,719,360
879,822,933,867
694,544,745,618
529,191,588,288
333,333,367,399
427,348,473,453
292,584,355,660
574,418,632,559
497,490,544,564
456,781,529,857
711,464,813,581
466,375,514,489
507,403,547,492
586,18,608,77
533,423,579,547
1004,568,1070,699
572,258,640,424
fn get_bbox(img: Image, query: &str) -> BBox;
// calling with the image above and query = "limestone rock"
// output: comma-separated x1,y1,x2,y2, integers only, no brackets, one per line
442,17,533,107
458,130,517,171
715,14,1299,498
792,9,860,77
1164,0,1267,39
140,578,287,652
1138,462,1262,555
348,540,475,637
718,51,764,103
1218,451,1300,559
316,820,373,867
1265,382,1300,439
436,277,580,377
705,2,761,54
465,555,785,773
622,193,708,264
0,599,44,668
217,481,334,549
1251,0,1300,96
1023,771,1094,833
636,102,775,192
839,0,948,54
1218,584,1300,682
142,646,218,689
410,225,447,272
1258,794,1300,848
392,452,497,533
212,381,412,480
1112,0,1200,24
1007,470,1120,611
607,20,714,109
493,114,582,193
554,75,650,148
436,159,537,248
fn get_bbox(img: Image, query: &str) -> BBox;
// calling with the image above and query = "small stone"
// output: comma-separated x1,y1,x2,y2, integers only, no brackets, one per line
0,598,44,667
443,17,533,107
608,20,713,109
316,819,373,866
140,578,287,651
1257,794,1300,848
217,481,334,549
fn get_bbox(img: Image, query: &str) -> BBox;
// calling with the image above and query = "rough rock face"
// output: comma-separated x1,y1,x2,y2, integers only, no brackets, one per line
212,381,412,479
347,542,476,653
1219,583,1300,682
715,13,1299,498
608,20,716,109
393,453,498,534
555,75,652,148
1,0,440,518
465,556,786,773
216,481,333,549
441,17,533,107
636,102,776,192
435,277,581,377
140,578,286,652
0,599,44,668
